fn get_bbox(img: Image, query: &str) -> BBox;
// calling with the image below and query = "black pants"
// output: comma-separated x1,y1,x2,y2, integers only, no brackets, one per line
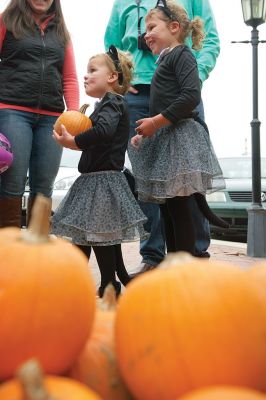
160,196,196,255
77,244,131,296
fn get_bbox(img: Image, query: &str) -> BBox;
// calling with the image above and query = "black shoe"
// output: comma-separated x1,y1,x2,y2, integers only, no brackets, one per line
129,263,158,279
195,251,210,258
98,281,121,298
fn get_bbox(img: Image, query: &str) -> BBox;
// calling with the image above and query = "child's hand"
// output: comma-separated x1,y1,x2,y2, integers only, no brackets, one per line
135,117,157,137
131,134,143,149
53,125,79,150
128,86,139,94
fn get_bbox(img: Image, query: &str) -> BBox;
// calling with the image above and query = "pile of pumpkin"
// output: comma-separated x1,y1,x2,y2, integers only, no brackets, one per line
1,195,266,400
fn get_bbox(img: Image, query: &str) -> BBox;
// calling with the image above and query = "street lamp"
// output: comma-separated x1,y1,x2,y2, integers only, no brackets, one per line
240,0,266,257
241,0,266,27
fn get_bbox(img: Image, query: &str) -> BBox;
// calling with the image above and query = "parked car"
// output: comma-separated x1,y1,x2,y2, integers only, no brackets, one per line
22,149,80,226
206,157,266,242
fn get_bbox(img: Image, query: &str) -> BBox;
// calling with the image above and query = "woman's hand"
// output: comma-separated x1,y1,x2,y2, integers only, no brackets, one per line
53,125,79,150
131,134,143,149
135,117,157,137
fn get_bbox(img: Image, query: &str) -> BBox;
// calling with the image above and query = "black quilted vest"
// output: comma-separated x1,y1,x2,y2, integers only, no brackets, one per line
0,21,65,112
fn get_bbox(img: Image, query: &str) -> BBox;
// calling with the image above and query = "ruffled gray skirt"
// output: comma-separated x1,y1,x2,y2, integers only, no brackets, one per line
51,170,147,246
128,118,225,203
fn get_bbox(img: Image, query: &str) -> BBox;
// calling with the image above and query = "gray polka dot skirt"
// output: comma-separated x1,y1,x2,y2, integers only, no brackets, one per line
51,170,147,246
128,118,225,203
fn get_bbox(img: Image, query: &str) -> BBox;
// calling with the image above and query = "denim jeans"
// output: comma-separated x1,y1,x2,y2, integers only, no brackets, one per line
191,101,210,255
0,109,62,198
190,195,210,255
125,85,166,265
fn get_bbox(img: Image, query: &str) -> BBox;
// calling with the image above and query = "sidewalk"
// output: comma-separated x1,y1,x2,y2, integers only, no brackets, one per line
207,239,262,268
88,239,265,288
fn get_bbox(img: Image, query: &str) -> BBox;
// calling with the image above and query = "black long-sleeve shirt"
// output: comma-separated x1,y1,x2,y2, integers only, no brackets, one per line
150,45,201,123
75,92,129,173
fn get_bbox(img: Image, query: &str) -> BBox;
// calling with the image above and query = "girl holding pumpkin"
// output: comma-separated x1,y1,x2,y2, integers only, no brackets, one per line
52,46,147,297
130,0,225,256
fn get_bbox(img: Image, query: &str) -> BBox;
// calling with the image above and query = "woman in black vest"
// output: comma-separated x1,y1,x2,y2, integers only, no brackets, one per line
0,0,79,227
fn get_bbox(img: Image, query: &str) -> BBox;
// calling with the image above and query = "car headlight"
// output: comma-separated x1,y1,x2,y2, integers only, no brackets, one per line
53,176,78,190
206,191,226,202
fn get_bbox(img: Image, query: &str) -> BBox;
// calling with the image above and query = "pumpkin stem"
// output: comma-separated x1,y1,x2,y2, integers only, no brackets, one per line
22,194,52,244
99,283,117,311
79,104,90,114
160,251,195,269
17,359,57,400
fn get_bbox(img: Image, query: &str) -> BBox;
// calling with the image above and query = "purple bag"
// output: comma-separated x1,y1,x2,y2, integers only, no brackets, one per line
0,133,13,174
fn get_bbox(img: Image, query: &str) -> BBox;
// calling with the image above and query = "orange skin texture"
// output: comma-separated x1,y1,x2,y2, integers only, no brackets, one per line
0,376,102,399
0,227,96,380
54,110,92,136
115,259,266,400
70,300,132,400
178,386,266,400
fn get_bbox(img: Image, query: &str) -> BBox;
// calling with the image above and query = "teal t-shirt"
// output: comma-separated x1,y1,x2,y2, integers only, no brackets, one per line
104,0,220,85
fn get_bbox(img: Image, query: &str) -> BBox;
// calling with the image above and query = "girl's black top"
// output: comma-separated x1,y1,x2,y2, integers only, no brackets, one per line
75,92,130,173
150,45,201,123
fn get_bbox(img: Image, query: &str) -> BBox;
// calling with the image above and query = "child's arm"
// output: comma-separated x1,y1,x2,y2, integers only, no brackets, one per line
53,125,80,150
74,98,122,149
161,49,201,123
135,114,171,137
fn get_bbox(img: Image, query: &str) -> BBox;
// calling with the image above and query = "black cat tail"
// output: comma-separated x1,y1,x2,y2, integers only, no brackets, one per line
194,193,230,229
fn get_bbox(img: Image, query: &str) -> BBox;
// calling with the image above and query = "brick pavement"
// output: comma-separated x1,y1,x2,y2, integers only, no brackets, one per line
208,240,263,268
88,239,265,288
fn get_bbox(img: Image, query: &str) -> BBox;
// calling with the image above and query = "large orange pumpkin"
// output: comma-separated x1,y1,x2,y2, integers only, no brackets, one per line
178,386,266,400
70,284,132,400
0,359,102,400
115,253,266,400
54,104,92,136
0,195,96,380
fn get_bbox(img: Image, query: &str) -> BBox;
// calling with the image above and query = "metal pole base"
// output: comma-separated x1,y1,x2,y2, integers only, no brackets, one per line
247,207,266,257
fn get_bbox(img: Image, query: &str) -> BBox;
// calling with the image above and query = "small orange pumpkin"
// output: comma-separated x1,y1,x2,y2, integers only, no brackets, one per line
115,253,266,400
54,104,92,136
70,284,132,400
178,386,266,400
0,195,96,380
0,359,102,400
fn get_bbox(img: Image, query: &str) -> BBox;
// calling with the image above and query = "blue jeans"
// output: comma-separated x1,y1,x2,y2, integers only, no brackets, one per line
191,101,210,255
125,85,165,265
190,195,210,255
0,109,62,198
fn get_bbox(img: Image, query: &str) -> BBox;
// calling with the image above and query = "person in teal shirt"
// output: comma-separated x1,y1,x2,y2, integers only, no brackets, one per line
104,0,220,272
105,0,219,85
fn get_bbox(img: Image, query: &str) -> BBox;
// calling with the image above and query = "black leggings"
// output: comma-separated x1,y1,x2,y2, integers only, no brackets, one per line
160,196,196,255
77,244,131,293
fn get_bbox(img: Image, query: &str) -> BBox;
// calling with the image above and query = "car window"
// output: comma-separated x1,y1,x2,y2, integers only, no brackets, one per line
60,149,80,168
219,158,266,179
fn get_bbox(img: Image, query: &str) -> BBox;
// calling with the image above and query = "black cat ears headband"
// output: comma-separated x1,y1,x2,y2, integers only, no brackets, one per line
107,45,124,85
155,0,179,23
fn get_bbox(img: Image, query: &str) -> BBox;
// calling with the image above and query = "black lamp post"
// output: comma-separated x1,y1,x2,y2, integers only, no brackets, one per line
240,0,266,257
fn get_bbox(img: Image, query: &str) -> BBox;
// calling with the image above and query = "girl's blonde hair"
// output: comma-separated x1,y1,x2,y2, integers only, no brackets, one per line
146,0,205,51
91,50,134,95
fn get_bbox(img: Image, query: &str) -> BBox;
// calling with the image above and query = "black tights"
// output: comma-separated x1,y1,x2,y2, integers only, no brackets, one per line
160,196,196,255
77,244,131,296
